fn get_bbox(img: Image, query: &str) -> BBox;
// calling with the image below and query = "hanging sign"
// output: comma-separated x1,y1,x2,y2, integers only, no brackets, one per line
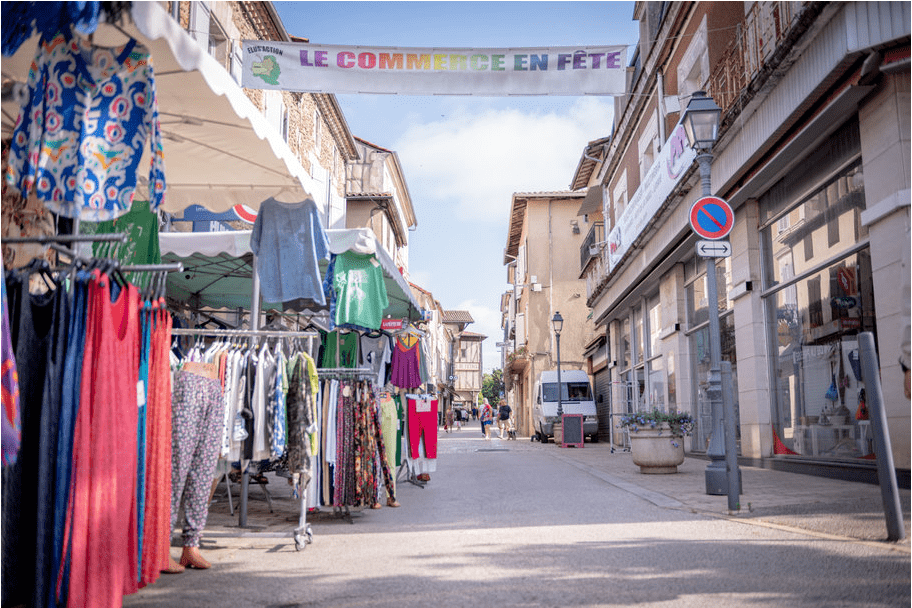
381,318,405,331
689,196,734,240
243,42,627,96
606,122,696,271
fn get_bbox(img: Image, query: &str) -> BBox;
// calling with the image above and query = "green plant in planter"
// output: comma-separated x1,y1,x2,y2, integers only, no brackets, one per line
618,409,694,437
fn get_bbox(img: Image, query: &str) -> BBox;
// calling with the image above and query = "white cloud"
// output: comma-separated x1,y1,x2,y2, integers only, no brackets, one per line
395,97,613,224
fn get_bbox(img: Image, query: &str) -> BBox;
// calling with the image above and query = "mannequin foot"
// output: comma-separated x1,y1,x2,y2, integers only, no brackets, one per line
371,502,382,509
180,546,211,569
387,497,400,507
163,557,185,574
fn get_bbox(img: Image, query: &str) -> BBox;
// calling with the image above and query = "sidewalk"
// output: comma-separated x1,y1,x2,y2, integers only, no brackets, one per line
548,440,911,550
196,436,911,552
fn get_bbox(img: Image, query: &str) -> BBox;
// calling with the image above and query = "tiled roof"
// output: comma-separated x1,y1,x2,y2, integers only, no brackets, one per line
442,310,474,324
459,331,487,340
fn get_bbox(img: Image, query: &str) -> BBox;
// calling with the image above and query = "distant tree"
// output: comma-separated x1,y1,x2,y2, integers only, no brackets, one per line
481,369,504,406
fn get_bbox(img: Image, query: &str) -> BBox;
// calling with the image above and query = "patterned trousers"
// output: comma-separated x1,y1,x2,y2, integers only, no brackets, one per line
170,371,223,547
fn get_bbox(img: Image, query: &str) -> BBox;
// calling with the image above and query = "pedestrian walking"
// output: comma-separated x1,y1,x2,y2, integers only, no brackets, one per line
445,408,454,433
480,399,494,439
496,402,512,439
471,406,478,420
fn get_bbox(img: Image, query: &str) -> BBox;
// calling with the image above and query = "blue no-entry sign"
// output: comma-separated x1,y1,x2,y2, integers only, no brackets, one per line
689,196,734,240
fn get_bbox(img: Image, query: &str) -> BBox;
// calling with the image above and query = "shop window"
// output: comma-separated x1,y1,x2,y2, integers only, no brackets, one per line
612,170,628,219
647,294,661,358
687,314,738,451
686,259,732,328
621,317,631,370
765,251,875,459
762,162,866,287
634,307,644,364
761,151,874,460
638,118,658,182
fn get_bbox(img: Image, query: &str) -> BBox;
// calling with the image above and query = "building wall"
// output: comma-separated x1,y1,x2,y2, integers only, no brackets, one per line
589,1,910,472
858,69,911,468
178,1,349,221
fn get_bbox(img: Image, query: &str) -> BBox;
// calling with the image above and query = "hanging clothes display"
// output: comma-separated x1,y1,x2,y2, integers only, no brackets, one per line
0,278,21,466
139,303,172,586
2,263,68,608
406,395,439,460
4,30,166,221
360,332,391,388
331,251,389,330
64,270,141,607
320,329,358,368
250,197,329,307
390,335,422,389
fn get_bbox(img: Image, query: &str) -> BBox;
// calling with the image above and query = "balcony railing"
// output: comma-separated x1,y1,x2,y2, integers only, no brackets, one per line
580,221,605,272
707,1,804,115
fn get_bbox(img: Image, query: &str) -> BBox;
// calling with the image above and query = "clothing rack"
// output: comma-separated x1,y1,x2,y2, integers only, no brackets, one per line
3,233,128,244
172,328,319,339
172,326,320,529
46,242,184,274
316,367,374,377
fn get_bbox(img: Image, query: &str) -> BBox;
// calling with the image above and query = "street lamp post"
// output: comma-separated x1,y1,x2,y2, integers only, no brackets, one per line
681,91,738,498
552,311,564,418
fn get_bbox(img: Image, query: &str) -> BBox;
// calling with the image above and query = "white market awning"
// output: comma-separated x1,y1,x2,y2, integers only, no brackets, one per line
1,2,315,214
159,228,424,321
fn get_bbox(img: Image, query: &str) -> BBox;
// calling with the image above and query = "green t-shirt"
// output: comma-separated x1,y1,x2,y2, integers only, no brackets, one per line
332,251,389,330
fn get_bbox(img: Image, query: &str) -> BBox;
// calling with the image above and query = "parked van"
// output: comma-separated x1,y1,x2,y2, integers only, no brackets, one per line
532,369,598,443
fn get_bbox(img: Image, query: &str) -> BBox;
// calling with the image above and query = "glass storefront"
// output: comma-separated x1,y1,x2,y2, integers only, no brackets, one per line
760,119,874,460
686,256,738,452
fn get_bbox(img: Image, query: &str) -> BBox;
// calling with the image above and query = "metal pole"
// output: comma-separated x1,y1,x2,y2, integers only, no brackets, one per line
696,151,727,495
721,362,742,510
858,332,905,541
239,253,263,528
556,331,563,417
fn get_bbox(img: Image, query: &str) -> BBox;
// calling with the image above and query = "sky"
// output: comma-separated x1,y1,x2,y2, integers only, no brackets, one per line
273,1,640,373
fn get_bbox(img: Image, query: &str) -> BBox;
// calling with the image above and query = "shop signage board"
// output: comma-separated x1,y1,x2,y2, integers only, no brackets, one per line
561,414,585,448
606,121,697,272
690,196,734,240
242,42,627,96
696,240,732,258
381,318,404,331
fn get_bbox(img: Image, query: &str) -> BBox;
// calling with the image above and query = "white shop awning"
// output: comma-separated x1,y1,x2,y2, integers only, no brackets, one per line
1,1,314,214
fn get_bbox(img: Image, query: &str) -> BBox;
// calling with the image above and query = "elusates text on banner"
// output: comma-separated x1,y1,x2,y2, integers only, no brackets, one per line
242,42,628,96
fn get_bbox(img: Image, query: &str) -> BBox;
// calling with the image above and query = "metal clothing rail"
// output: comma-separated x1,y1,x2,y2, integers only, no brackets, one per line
316,367,374,376
3,233,128,244
171,328,318,338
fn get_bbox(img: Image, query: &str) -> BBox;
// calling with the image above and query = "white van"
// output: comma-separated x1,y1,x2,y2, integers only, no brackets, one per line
533,369,599,443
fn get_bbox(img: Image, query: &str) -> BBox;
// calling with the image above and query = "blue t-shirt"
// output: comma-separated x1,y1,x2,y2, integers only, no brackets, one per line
250,197,329,304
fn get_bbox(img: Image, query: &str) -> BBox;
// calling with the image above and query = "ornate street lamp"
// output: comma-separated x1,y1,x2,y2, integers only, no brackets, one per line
552,311,564,417
682,91,739,502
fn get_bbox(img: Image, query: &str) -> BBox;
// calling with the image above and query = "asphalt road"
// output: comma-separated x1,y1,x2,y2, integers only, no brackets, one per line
124,432,911,607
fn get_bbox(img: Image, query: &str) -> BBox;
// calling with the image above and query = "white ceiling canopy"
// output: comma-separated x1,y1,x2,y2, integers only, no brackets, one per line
1,1,314,214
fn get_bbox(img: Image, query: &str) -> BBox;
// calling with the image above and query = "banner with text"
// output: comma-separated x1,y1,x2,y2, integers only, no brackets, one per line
242,42,628,96
606,120,697,272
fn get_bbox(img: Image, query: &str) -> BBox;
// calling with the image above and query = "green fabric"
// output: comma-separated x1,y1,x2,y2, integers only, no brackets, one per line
332,251,389,330
82,200,160,289
320,330,358,368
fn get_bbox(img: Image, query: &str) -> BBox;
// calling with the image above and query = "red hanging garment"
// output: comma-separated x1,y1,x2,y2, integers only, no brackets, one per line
64,271,140,607
139,303,172,586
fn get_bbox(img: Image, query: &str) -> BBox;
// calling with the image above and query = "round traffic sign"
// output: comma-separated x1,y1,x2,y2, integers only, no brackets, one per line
689,196,734,240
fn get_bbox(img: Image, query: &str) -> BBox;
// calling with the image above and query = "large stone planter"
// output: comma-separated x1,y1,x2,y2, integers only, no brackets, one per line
628,425,685,474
